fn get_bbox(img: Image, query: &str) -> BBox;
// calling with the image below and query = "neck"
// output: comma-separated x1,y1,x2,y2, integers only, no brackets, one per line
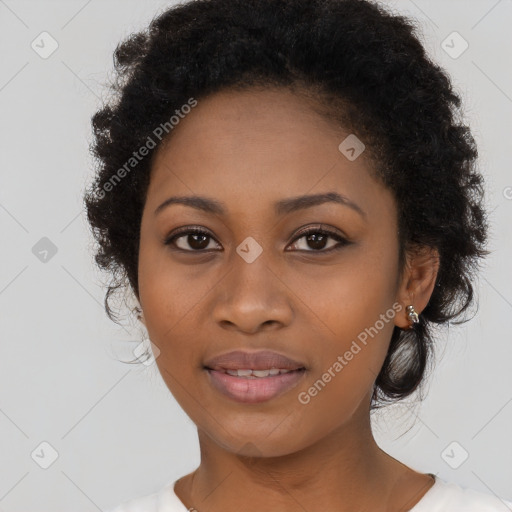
175,402,431,512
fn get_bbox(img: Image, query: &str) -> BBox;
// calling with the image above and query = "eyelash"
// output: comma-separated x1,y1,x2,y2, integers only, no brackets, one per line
164,225,351,254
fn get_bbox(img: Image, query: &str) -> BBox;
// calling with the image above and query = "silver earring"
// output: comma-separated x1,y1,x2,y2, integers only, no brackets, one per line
406,305,419,327
134,306,144,322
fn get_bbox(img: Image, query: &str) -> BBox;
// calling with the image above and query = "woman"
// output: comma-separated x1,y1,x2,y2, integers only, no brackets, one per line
84,0,511,510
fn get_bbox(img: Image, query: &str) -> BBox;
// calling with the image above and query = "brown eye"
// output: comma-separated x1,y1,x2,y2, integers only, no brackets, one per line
164,227,221,252
288,227,351,253
164,225,350,254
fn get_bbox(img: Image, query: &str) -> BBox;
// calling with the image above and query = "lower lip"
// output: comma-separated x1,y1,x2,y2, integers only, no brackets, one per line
205,368,307,404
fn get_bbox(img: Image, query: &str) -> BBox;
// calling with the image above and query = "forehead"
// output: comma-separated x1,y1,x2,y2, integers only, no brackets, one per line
146,87,390,219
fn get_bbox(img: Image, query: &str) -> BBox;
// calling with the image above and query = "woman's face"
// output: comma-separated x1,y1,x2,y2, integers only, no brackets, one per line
138,87,407,456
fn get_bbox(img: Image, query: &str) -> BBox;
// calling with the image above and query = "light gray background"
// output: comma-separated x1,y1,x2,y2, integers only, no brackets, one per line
1,0,511,510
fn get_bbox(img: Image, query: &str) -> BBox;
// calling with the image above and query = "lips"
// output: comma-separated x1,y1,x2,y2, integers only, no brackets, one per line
203,349,306,372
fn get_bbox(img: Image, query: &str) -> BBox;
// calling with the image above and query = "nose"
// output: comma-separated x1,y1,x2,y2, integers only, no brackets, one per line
211,253,294,334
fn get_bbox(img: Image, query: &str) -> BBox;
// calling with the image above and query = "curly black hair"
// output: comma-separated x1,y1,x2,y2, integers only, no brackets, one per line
84,0,489,409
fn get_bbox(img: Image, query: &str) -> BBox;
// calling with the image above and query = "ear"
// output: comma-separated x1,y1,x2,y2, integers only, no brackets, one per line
394,245,440,329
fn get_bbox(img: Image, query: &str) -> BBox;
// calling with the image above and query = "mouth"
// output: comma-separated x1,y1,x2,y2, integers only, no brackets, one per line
204,366,307,403
203,349,307,372
202,349,308,403
203,366,306,377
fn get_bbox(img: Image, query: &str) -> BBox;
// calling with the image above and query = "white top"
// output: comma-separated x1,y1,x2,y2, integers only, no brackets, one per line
106,474,512,512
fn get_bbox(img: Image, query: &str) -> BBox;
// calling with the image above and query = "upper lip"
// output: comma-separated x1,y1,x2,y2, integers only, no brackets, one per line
204,350,306,372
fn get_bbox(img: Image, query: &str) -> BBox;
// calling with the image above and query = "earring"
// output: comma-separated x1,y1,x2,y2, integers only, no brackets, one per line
406,305,420,328
135,306,144,322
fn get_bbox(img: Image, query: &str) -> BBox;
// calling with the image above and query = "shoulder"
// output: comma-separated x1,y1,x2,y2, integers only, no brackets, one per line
104,479,187,512
413,476,512,511
105,491,159,512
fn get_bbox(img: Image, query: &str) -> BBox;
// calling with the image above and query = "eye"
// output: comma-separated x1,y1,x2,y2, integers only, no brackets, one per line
164,226,221,252
164,225,351,253
287,225,351,253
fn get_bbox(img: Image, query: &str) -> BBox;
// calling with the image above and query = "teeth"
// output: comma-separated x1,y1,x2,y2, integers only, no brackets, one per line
252,369,270,377
235,369,253,377
224,368,296,378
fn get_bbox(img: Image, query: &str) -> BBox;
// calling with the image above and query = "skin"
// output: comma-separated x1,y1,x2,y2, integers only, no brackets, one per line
137,87,440,512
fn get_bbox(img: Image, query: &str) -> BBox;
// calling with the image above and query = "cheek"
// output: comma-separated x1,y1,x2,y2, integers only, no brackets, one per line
290,240,399,338
138,257,206,414
291,302,396,446
138,227,213,331
137,237,202,372
290,247,399,410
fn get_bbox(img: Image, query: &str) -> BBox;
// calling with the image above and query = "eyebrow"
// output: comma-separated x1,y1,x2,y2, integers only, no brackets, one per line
154,191,366,219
